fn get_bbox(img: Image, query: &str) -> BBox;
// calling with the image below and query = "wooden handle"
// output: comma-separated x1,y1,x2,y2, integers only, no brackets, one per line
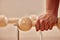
57,17,60,29
8,18,19,24
0,15,60,31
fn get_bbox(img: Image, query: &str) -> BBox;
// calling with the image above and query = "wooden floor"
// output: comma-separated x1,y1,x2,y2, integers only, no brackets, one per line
0,25,60,40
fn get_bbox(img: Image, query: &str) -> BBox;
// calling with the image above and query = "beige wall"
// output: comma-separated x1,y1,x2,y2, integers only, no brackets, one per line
0,0,60,40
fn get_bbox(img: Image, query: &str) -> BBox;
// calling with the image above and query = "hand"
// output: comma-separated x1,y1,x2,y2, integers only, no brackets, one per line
35,13,57,31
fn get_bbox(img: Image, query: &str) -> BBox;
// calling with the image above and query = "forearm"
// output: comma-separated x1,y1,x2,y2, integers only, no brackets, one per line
46,0,59,16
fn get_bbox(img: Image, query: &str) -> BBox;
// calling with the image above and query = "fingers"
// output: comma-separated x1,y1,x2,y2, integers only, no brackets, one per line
35,19,40,31
39,19,50,31
35,19,54,31
48,24,53,30
44,20,49,31
39,19,45,31
48,22,54,30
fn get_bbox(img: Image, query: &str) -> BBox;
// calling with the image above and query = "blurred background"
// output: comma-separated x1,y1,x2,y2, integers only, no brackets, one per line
0,0,60,40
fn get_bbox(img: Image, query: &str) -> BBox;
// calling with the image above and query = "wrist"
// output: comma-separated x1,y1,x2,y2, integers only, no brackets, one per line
46,10,58,17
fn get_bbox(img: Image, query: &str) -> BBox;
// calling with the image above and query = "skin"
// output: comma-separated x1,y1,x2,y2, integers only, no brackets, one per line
35,0,59,31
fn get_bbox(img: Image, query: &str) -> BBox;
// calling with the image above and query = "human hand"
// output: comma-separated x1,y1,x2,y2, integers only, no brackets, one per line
35,13,57,31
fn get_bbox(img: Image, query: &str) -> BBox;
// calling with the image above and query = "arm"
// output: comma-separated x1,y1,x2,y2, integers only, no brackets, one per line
35,0,59,31
46,0,59,16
